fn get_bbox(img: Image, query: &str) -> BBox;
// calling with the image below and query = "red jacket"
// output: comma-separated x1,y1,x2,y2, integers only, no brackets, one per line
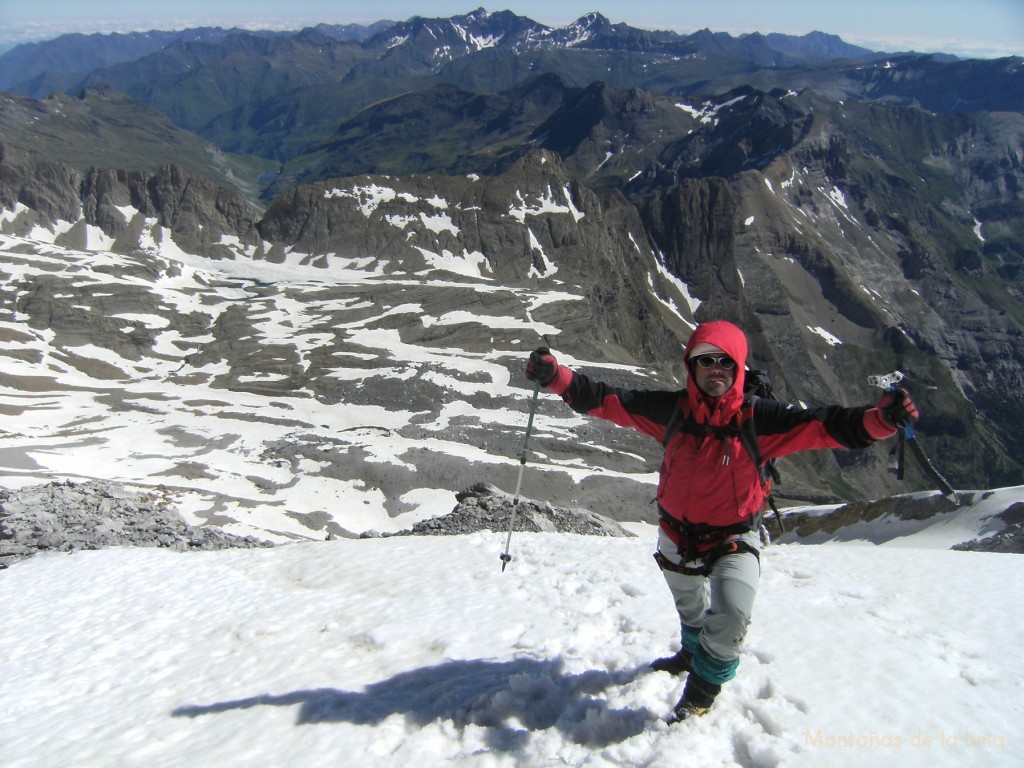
546,321,895,533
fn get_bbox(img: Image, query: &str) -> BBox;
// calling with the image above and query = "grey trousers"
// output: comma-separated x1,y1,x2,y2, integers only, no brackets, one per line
656,526,761,663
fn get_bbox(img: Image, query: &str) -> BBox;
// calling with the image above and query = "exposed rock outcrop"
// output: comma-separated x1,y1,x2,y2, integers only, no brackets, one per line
80,165,263,255
0,481,272,567
0,142,83,224
952,502,1024,553
369,482,637,538
775,490,1024,553
0,144,262,256
778,492,961,539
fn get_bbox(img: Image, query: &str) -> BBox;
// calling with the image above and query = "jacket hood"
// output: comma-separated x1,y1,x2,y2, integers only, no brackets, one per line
684,320,748,422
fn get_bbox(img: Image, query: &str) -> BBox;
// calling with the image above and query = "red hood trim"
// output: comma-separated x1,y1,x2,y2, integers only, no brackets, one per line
684,320,749,423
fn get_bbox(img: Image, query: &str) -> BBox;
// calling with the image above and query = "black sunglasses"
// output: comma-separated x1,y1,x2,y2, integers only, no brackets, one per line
692,354,737,370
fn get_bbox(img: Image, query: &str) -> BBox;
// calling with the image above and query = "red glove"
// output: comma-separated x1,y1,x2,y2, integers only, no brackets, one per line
877,388,919,427
525,347,559,386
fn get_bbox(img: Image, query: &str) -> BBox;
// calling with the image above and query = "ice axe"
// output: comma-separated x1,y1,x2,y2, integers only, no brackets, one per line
868,371,959,505
500,340,549,571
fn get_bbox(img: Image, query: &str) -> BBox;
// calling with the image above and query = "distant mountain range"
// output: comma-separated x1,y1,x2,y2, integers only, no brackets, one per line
1,9,1022,504
0,9,1016,203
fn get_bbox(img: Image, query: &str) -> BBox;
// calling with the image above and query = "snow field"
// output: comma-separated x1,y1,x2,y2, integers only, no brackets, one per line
1,529,1021,767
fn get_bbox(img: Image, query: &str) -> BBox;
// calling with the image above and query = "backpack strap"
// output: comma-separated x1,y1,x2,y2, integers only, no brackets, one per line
736,395,785,533
736,395,766,482
661,393,688,448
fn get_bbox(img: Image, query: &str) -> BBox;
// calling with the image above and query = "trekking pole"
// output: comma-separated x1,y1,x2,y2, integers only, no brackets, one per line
500,376,542,572
868,371,959,505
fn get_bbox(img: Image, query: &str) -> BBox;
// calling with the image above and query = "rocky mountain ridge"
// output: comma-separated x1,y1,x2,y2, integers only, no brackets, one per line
4,10,1020,202
0,26,389,92
0,87,273,200
0,11,1021,544
1,139,1020,508
1,11,880,97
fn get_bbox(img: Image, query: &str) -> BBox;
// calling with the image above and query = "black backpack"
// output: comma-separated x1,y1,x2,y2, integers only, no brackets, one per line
661,368,785,533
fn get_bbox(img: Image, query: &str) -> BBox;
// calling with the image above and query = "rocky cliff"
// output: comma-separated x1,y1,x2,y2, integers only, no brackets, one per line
0,134,1021,541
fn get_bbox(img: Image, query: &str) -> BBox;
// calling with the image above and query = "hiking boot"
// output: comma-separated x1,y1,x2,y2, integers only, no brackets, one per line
650,648,693,676
667,674,721,724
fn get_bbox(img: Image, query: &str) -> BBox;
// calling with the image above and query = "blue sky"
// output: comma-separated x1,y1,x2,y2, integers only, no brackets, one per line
1,1,1022,58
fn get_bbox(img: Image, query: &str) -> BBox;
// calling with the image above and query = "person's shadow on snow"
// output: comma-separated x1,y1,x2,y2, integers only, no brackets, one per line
172,657,654,748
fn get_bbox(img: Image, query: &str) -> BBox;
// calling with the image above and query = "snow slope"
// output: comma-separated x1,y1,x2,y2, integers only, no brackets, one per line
2,524,1022,767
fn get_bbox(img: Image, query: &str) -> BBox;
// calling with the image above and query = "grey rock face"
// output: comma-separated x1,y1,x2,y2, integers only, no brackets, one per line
256,150,682,363
0,145,263,256
373,482,637,538
776,491,1024,553
778,493,960,540
0,480,273,567
952,501,1024,553
0,142,83,225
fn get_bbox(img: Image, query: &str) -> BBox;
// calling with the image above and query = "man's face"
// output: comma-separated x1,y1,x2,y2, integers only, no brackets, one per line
692,355,735,398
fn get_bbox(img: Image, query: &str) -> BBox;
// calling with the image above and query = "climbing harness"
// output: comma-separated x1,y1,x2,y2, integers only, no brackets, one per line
654,510,761,578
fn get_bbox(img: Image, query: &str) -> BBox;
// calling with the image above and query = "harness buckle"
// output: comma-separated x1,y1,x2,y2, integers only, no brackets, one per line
654,537,760,579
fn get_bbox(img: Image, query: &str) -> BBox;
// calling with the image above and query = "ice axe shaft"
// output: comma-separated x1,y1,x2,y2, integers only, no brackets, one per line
902,432,958,503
